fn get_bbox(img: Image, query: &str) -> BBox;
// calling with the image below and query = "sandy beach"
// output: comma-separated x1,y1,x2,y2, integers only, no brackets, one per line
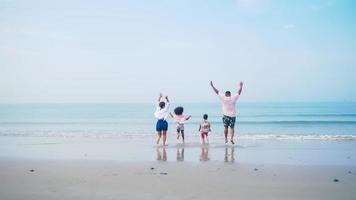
1,102,356,200
1,134,356,200
2,0,356,198
0,158,355,200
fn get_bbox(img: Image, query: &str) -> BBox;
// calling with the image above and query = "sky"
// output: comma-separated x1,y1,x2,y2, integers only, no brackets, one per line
1,0,356,103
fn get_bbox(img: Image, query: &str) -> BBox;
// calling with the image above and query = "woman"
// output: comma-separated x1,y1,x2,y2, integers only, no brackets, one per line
154,93,170,146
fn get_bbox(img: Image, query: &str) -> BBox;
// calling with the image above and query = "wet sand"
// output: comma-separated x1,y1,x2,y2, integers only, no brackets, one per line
0,158,355,200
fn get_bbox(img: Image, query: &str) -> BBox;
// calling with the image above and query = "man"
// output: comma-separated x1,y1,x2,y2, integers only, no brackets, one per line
210,80,243,144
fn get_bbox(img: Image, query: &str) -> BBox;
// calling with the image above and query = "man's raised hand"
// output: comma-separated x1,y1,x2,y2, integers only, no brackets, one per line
238,81,243,95
210,80,219,94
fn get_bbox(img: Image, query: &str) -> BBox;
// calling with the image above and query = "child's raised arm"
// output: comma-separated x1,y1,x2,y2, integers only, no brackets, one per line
169,112,174,118
157,93,162,102
186,115,192,120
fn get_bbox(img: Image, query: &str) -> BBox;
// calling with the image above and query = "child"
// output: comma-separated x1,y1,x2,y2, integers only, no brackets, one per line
170,106,191,143
199,114,211,144
154,93,170,146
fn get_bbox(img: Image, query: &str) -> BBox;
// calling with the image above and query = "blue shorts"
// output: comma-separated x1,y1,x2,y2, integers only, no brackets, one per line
156,119,168,132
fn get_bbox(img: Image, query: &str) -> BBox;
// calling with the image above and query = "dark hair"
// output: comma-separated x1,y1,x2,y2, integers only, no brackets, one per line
174,106,184,115
225,91,231,96
203,114,208,120
159,101,166,109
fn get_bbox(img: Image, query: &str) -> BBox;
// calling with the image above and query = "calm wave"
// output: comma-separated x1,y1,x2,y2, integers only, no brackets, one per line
1,102,356,139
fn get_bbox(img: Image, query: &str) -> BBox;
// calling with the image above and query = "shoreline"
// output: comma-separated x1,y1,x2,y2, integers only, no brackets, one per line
1,135,356,166
1,132,356,140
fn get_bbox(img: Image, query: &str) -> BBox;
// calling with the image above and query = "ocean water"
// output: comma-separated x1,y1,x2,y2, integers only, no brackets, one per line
1,102,356,165
1,102,356,140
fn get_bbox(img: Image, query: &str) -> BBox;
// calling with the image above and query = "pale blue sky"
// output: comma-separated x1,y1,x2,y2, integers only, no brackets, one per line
1,0,355,103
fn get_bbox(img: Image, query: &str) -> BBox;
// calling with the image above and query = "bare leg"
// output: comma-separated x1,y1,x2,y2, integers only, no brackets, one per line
181,130,185,143
162,131,167,146
156,132,162,144
177,130,180,139
200,132,205,144
206,133,209,144
230,128,235,144
224,126,228,143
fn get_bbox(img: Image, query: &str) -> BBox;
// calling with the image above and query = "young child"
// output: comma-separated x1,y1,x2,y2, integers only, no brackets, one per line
154,93,170,146
199,114,211,144
170,106,191,143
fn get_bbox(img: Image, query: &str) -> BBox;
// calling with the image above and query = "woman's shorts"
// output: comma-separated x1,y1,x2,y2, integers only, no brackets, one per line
156,119,168,132
222,115,236,129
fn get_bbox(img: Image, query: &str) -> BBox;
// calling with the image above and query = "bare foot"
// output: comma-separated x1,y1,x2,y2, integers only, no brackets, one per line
225,139,228,144
231,140,235,144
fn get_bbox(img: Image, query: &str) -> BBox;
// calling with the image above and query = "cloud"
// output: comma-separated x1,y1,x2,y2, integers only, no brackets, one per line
283,24,295,30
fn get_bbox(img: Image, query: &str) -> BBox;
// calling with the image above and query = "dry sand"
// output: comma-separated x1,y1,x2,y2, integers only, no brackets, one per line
0,158,355,200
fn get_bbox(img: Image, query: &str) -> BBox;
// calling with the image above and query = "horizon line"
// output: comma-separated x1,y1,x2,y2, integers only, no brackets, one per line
0,101,355,105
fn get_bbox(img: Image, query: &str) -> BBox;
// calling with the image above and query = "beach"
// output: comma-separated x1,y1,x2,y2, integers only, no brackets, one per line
2,0,356,198
1,157,355,200
0,135,356,200
1,103,356,199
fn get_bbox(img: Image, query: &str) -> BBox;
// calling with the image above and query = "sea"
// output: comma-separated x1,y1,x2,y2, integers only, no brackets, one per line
0,102,356,140
1,102,356,165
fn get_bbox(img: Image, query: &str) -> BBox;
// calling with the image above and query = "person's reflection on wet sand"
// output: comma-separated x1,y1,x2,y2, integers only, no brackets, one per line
156,147,167,161
224,146,235,163
200,145,210,162
176,147,184,162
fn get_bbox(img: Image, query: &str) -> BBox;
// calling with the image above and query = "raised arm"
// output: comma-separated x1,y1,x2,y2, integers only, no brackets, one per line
169,112,174,118
210,81,219,94
157,93,162,102
165,95,170,103
238,81,243,95
185,115,192,120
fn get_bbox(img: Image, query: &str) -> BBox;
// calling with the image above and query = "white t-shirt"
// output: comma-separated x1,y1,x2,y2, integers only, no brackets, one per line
200,120,211,133
218,94,239,117
154,102,170,120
